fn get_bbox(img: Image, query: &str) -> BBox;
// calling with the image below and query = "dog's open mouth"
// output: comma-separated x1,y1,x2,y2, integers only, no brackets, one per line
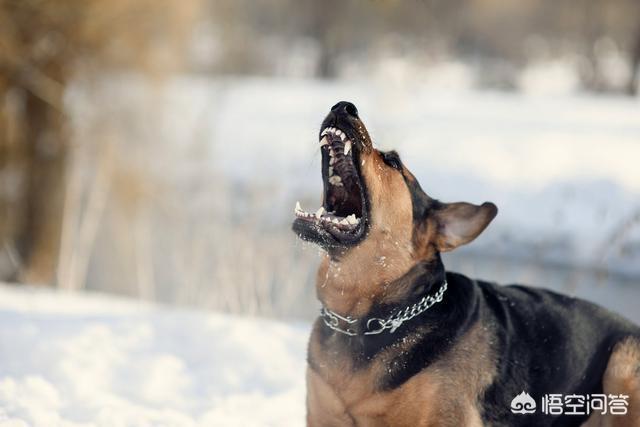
293,126,368,247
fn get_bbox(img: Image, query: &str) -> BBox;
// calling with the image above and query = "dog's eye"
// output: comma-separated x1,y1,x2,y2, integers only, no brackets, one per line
382,151,402,170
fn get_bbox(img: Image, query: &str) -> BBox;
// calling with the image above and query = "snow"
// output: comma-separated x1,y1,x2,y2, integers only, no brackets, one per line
0,284,309,427
518,60,580,95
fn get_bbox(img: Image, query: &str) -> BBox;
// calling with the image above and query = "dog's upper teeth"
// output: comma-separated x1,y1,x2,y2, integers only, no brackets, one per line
329,176,342,186
346,214,357,224
320,136,328,146
316,207,325,217
328,166,333,176
344,140,351,155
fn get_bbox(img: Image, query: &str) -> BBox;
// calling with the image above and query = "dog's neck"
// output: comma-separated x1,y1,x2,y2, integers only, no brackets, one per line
316,249,445,320
310,266,480,387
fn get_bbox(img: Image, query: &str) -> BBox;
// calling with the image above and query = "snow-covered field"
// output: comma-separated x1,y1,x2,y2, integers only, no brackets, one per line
0,284,308,427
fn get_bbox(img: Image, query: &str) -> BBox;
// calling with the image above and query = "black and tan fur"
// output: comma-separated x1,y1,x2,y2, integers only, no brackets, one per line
293,101,640,427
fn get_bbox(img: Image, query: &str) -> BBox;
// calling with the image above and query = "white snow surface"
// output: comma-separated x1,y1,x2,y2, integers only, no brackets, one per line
0,284,309,427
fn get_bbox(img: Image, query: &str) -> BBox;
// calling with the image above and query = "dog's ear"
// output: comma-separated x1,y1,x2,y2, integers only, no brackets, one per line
432,201,497,252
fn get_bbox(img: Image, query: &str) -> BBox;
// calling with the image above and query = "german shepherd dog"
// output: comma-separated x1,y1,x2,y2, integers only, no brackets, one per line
292,102,640,427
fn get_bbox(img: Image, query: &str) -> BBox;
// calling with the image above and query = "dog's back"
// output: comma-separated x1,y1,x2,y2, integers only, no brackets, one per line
461,273,640,426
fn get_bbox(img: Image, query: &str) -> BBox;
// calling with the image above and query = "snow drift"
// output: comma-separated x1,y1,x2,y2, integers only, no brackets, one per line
0,284,309,426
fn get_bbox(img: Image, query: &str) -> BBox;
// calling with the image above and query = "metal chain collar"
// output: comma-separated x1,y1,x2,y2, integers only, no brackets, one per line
319,279,448,336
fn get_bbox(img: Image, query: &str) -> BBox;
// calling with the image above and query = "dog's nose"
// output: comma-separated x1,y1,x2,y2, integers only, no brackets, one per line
331,101,358,118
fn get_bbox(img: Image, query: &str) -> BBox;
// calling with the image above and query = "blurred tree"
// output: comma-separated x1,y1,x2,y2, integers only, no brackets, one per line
304,0,343,78
202,0,639,91
628,28,640,95
0,0,198,285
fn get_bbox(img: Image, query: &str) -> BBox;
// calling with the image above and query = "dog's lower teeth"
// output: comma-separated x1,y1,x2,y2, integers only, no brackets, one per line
316,207,325,217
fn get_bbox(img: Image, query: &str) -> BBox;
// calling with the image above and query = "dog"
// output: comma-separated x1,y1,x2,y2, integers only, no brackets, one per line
292,101,640,427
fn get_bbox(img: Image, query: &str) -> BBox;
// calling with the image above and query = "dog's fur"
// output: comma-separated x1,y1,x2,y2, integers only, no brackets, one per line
294,102,640,426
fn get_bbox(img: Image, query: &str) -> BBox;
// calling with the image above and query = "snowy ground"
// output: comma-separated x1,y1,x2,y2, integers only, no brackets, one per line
0,284,309,427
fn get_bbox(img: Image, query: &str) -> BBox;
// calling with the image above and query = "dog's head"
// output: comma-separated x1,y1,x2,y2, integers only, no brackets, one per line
293,101,497,266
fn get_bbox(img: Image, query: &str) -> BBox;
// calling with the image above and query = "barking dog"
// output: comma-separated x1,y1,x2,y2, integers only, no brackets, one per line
292,101,640,427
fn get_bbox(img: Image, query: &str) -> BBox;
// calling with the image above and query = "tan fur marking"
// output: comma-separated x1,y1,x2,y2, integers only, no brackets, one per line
307,322,496,426
307,368,354,427
582,337,640,427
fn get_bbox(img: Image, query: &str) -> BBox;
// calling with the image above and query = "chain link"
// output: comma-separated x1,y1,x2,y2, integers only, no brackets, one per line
320,307,359,336
320,280,448,336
